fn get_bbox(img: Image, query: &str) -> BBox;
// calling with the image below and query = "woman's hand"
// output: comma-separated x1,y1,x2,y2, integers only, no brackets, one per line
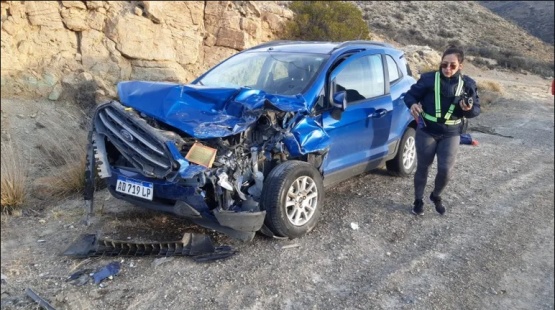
459,99,473,111
410,103,423,119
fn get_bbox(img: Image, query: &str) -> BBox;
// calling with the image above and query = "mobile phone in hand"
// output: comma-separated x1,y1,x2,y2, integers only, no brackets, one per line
417,115,426,129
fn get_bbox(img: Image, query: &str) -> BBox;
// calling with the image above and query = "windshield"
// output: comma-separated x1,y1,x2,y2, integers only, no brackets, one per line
197,51,328,96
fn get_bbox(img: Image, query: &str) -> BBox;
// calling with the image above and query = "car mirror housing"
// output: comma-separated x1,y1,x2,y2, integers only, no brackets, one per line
331,91,346,120
332,91,347,110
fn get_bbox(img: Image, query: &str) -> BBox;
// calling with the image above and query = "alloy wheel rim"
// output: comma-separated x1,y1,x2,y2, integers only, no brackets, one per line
402,136,416,170
285,176,318,226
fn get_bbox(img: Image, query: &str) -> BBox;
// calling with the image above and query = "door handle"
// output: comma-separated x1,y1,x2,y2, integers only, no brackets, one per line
368,109,387,118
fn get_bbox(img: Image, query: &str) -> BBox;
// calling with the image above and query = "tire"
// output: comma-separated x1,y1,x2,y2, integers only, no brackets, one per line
261,160,324,239
386,127,416,177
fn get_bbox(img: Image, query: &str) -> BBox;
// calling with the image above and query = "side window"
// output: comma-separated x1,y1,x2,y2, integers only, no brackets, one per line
368,55,385,97
334,54,385,103
386,55,401,83
335,57,367,103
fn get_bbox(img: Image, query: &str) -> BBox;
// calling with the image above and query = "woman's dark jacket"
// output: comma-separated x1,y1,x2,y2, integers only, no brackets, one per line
404,70,480,137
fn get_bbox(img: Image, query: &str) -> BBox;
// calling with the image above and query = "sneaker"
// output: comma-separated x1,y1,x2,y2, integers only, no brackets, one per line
411,199,424,216
430,193,445,215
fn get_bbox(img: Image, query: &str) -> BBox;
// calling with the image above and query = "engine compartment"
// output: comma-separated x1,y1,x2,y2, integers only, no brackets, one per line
101,104,303,212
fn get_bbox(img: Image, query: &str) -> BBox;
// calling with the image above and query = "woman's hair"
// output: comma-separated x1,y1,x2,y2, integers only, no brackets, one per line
442,46,465,63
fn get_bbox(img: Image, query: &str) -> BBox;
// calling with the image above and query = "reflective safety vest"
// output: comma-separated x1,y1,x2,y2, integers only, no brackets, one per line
421,72,464,125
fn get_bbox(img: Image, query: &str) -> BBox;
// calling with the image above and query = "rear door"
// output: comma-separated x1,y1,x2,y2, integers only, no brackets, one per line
321,51,393,177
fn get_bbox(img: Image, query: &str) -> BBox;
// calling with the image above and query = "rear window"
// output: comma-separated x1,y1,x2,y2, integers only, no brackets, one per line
386,55,401,82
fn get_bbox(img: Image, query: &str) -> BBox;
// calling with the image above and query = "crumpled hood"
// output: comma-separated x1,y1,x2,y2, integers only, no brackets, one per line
116,81,309,139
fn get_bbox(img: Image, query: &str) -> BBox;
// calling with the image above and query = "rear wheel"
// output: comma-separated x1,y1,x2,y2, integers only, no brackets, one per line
386,127,416,176
261,161,324,239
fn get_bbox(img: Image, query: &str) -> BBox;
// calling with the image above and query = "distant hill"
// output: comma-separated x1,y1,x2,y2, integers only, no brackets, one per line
352,1,554,77
478,1,554,45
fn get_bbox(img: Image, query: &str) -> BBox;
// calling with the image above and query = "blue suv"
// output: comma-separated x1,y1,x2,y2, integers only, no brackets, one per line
85,40,417,242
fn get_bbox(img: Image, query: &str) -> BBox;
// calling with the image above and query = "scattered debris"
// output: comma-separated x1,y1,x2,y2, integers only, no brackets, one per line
92,261,121,285
71,273,90,286
350,222,359,230
66,269,93,286
152,257,174,268
471,125,513,138
25,288,56,310
62,232,236,262
281,243,301,249
460,133,479,146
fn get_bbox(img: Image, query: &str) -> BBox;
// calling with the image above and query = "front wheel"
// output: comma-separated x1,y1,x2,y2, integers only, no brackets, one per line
261,161,324,239
386,127,416,177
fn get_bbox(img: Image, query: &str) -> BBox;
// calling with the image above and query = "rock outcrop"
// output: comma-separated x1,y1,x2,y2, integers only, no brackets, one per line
0,1,293,101
401,45,442,79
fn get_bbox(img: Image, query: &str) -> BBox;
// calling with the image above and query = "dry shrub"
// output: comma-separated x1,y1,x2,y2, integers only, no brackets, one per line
478,80,503,93
1,140,28,214
416,63,439,77
39,152,87,198
477,91,501,108
33,120,89,199
476,79,503,109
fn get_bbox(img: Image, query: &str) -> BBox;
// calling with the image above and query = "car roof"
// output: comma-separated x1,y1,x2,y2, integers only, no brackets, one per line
244,40,397,55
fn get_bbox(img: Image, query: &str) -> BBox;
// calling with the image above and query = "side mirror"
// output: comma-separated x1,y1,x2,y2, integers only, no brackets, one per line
332,91,347,111
331,91,347,120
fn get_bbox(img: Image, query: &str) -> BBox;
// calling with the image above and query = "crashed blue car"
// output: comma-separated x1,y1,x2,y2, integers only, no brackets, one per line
84,40,417,242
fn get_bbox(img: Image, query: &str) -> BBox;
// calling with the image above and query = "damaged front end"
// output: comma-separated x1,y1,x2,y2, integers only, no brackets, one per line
84,82,330,242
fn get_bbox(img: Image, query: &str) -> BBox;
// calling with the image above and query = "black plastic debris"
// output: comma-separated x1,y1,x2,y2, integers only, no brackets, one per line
25,288,56,310
66,268,93,286
67,268,93,281
62,232,235,262
92,261,120,285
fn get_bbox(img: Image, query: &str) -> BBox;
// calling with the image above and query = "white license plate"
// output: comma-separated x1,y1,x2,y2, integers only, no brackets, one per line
115,177,154,201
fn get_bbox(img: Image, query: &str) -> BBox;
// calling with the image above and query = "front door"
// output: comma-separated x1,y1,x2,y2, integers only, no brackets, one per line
321,52,393,178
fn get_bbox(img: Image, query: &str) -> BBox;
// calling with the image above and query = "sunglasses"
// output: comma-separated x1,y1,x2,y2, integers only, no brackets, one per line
440,63,458,70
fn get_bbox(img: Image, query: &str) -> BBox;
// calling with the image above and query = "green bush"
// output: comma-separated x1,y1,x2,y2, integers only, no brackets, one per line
283,1,369,41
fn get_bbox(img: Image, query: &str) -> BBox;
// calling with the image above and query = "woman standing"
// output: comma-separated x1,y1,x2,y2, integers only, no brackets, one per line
404,46,480,215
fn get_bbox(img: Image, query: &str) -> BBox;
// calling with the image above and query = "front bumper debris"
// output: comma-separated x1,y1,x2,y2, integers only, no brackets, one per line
62,233,236,262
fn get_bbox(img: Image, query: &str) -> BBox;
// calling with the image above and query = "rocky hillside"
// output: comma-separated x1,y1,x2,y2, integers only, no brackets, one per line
479,1,554,45
356,1,553,71
0,1,292,100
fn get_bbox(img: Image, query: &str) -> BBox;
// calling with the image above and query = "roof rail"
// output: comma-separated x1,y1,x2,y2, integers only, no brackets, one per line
332,40,393,51
245,40,297,51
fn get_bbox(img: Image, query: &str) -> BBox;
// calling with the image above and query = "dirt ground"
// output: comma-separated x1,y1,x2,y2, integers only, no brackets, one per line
1,64,554,310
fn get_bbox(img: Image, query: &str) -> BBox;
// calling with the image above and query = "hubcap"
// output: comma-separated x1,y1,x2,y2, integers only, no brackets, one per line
285,176,318,226
402,136,416,170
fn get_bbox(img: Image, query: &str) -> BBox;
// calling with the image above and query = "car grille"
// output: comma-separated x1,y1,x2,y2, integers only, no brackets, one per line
94,103,173,178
